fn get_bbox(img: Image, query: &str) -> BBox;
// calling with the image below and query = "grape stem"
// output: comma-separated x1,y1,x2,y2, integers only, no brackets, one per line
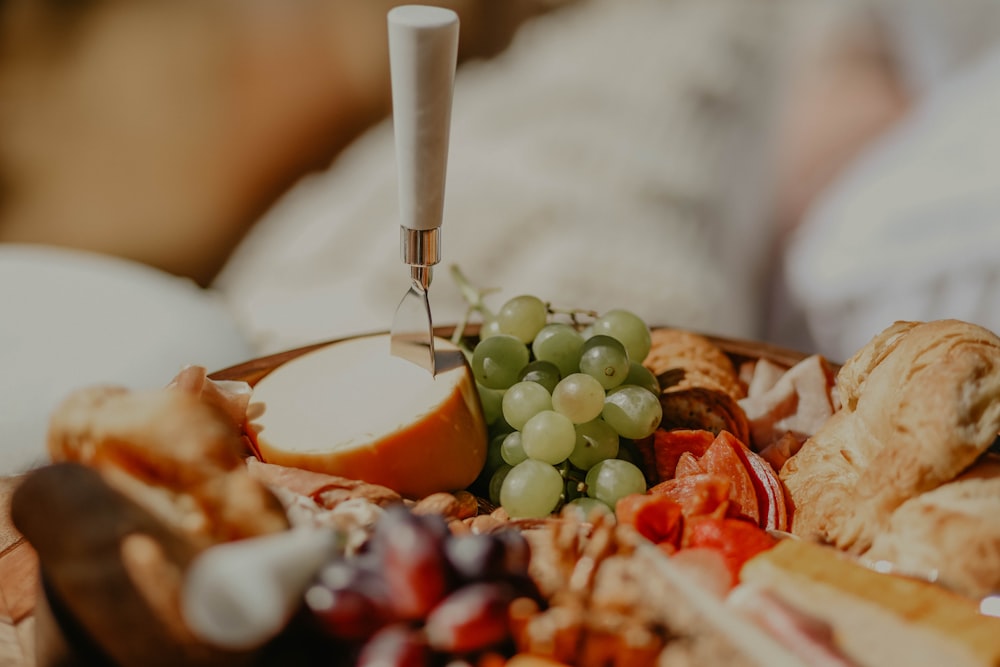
449,264,500,346
557,461,587,485
448,265,600,346
546,305,599,329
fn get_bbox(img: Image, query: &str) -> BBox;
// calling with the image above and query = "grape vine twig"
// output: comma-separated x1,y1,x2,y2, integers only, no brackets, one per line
449,264,500,347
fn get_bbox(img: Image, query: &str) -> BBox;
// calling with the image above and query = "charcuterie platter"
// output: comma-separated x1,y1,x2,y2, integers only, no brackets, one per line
2,308,999,667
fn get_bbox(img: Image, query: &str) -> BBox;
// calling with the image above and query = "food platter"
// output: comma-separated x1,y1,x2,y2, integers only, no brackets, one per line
0,325,813,667
4,318,1000,667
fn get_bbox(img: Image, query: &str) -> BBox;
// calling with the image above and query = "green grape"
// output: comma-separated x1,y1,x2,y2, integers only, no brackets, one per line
520,410,576,464
585,459,647,508
500,431,528,466
518,360,562,393
479,316,503,339
602,385,663,439
501,381,553,430
484,431,508,473
568,418,620,470
472,334,530,390
551,373,606,424
579,335,629,390
496,295,549,343
624,361,660,396
591,309,652,362
489,464,512,507
472,431,507,495
500,459,564,518
563,497,614,522
532,323,584,377
477,383,506,425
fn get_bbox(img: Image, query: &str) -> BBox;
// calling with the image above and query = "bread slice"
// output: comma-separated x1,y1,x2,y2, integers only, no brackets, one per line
741,539,1000,667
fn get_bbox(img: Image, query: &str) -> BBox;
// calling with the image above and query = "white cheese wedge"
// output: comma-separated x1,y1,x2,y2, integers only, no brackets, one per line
248,334,487,498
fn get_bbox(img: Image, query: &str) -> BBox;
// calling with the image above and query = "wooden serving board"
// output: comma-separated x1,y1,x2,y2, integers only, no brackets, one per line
0,476,35,667
0,326,813,666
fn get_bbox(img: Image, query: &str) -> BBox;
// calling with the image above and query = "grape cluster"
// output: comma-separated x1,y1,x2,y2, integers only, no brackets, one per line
470,296,660,519
305,505,538,665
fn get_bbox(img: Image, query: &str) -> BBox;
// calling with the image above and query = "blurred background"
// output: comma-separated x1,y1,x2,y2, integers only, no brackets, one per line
2,0,1000,469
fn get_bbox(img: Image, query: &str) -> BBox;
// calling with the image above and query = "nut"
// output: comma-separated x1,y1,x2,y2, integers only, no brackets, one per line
412,492,462,518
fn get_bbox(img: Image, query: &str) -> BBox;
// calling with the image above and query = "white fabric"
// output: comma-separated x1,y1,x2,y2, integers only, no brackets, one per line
779,43,1000,361
215,0,786,355
0,245,254,474
874,0,1000,95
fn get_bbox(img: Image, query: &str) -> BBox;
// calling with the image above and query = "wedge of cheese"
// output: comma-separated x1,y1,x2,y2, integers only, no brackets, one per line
249,334,487,498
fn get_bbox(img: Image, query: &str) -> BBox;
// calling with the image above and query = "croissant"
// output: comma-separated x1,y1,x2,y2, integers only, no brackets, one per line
780,319,1000,553
864,453,1000,598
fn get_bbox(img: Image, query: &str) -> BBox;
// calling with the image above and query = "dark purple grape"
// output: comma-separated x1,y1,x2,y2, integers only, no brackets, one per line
305,583,389,641
424,582,516,654
356,623,433,667
444,533,506,581
444,529,531,584
375,505,454,619
493,529,531,575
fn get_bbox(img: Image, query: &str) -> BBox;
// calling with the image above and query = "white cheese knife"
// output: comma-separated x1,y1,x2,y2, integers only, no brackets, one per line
388,5,459,375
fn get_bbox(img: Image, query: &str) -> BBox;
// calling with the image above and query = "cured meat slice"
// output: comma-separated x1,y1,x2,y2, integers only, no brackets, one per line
700,433,760,525
245,458,401,508
616,493,684,548
735,443,790,532
650,429,715,480
649,473,731,519
674,451,705,478
683,516,777,586
738,354,836,453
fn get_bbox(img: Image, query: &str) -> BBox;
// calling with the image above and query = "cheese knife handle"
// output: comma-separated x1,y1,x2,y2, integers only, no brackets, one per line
388,5,458,239
388,4,458,266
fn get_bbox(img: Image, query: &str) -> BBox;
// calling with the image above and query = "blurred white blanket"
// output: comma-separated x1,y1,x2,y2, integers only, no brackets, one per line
778,43,1000,361
215,0,787,355
0,245,254,474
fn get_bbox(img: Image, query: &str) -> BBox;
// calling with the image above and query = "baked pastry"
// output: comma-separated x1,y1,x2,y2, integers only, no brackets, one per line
864,453,1000,598
780,319,1000,552
47,384,288,547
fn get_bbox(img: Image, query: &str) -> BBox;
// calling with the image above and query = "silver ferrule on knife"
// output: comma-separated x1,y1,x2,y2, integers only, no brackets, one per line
400,225,441,291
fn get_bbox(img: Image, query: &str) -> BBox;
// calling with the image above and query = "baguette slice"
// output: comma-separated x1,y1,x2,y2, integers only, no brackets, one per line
741,539,1000,667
